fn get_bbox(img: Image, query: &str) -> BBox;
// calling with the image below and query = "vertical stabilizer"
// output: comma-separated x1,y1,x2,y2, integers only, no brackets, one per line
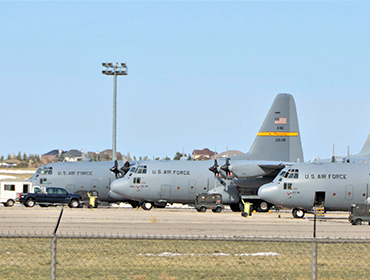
355,134,370,157
245,93,304,162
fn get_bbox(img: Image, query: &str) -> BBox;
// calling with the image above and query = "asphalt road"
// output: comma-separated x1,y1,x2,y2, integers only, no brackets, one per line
0,204,369,239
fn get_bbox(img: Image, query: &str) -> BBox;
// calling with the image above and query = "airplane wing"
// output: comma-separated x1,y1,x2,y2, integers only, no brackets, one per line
258,163,286,175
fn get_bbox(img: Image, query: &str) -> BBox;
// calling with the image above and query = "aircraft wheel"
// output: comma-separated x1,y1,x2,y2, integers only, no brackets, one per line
141,201,153,211
197,206,206,213
257,201,270,212
354,219,362,225
26,199,35,208
5,199,15,207
292,208,305,219
212,207,222,213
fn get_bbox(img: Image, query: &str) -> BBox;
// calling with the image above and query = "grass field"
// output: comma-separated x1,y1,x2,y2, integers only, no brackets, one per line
0,237,369,279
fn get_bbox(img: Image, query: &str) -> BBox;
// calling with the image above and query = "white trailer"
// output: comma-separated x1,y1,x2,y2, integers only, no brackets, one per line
0,180,33,207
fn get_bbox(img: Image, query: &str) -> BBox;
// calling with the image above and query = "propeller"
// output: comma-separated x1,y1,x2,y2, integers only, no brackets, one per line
209,159,219,175
209,159,219,191
220,157,231,175
121,161,131,175
110,160,121,179
110,160,131,179
222,157,232,191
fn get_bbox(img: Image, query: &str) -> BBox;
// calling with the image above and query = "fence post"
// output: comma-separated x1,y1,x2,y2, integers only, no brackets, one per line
51,207,64,280
311,240,317,280
51,234,57,280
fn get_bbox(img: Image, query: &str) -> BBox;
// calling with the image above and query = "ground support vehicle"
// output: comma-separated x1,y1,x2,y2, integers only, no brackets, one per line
349,203,370,225
19,187,83,208
195,193,224,213
0,180,33,207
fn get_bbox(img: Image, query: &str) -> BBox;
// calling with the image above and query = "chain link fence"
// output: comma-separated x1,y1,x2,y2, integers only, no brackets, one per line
1,233,370,280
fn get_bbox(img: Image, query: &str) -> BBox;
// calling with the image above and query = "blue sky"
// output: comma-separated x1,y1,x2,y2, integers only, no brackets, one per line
1,1,370,161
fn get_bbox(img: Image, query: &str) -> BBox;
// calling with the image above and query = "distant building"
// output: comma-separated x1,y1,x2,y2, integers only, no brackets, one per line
63,149,83,162
41,150,63,164
192,148,217,160
41,149,123,164
212,150,244,159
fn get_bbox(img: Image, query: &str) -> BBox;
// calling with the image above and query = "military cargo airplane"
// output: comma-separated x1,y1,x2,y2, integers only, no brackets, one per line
258,160,370,219
29,160,139,207
109,93,304,212
311,133,370,164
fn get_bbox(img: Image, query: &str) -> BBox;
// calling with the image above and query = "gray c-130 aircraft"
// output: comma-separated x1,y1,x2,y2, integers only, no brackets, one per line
29,160,140,206
109,93,304,211
258,135,370,218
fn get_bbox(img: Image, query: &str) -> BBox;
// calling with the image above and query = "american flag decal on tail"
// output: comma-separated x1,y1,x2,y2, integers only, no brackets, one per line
275,117,287,125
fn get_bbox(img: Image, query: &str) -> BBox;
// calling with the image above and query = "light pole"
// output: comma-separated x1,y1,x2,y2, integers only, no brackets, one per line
102,62,128,162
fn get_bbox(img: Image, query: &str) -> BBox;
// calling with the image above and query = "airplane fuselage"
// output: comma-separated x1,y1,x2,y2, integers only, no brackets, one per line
30,161,125,202
110,159,240,205
258,162,370,212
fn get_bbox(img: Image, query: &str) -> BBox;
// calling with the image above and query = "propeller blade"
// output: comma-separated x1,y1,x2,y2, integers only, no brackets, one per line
110,160,120,179
209,159,219,174
120,161,131,176
220,157,231,173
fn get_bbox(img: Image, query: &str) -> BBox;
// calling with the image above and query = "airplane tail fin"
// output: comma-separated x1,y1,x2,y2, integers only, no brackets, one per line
355,134,370,157
245,93,304,162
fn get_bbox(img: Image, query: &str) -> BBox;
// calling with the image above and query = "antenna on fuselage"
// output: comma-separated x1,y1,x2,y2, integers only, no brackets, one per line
347,146,350,163
331,144,335,163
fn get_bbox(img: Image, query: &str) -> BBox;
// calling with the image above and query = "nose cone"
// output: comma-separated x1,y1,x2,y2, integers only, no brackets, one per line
258,183,280,204
109,179,131,199
108,189,126,200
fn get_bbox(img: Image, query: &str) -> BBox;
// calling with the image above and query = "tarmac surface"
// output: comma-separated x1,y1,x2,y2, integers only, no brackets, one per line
1,204,370,239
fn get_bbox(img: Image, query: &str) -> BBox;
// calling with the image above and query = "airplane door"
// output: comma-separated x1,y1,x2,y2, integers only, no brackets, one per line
314,191,326,206
345,185,354,201
188,180,196,194
160,185,171,200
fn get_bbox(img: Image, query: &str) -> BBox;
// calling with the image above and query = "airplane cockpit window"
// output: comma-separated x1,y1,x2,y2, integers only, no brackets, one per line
37,167,53,175
283,183,293,190
279,169,299,181
129,165,147,175
133,177,141,184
